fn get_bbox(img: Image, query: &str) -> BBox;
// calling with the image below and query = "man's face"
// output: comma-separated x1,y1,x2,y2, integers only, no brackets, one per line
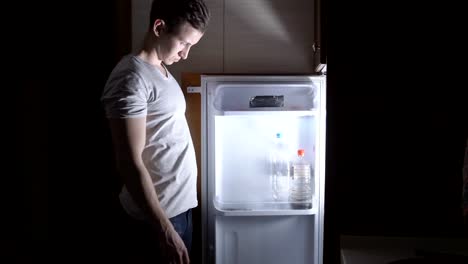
158,22,204,65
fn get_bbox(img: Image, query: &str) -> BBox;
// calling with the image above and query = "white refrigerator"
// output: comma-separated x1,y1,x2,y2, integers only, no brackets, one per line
196,75,326,264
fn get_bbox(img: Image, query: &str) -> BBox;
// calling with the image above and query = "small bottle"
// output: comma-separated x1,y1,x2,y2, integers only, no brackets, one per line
290,149,312,207
270,133,290,201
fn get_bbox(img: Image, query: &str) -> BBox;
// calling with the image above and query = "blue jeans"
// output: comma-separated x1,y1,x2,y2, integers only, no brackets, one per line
169,209,193,252
119,208,193,263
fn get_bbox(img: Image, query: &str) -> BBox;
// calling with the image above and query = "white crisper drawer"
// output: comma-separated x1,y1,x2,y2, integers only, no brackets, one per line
216,215,316,264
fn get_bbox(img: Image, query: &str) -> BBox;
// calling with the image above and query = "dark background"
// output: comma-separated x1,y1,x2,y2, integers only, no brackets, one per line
323,1,468,262
6,0,467,263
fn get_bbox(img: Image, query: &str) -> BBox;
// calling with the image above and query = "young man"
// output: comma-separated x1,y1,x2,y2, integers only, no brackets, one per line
101,0,209,263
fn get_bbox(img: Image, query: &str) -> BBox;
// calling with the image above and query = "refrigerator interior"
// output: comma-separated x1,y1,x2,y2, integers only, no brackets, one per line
214,114,317,210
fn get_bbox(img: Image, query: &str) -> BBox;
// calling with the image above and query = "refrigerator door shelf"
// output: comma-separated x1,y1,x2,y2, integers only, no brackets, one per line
213,199,317,216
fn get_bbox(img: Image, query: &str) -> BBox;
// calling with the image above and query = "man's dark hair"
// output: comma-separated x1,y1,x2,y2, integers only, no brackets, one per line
149,0,210,34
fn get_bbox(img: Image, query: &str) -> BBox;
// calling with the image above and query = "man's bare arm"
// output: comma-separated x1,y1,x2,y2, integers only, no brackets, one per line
109,117,171,230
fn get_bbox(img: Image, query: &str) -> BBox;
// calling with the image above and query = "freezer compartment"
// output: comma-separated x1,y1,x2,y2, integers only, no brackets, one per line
213,115,317,210
215,215,316,264
211,82,317,112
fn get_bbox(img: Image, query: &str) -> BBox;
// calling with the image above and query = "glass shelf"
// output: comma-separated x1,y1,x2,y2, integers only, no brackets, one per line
221,110,317,116
213,199,317,216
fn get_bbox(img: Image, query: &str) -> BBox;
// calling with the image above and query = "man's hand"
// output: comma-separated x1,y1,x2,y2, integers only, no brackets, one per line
158,226,190,264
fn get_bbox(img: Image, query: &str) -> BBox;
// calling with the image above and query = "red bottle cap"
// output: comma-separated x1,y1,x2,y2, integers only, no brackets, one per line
298,149,305,157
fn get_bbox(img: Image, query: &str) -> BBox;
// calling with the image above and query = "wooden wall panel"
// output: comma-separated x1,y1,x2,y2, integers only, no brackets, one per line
181,72,203,264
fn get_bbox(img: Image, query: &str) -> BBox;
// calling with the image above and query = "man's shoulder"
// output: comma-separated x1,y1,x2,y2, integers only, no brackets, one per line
113,54,139,72
108,55,146,81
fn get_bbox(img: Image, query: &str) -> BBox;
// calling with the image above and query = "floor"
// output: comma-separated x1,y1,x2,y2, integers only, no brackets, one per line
340,235,468,264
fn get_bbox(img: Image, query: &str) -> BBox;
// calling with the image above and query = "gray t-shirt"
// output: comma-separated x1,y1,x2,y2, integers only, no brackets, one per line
101,54,197,219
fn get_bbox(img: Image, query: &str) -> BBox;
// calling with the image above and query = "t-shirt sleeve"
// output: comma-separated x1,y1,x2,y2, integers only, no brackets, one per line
101,73,148,118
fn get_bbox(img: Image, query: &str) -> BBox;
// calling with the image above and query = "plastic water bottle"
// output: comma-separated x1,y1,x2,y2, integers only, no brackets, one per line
270,133,290,201
290,149,312,205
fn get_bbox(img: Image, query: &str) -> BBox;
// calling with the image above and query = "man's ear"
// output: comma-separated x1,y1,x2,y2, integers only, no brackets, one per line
153,19,165,37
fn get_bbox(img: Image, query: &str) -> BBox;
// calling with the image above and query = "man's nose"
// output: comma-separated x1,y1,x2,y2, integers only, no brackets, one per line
179,46,191,60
